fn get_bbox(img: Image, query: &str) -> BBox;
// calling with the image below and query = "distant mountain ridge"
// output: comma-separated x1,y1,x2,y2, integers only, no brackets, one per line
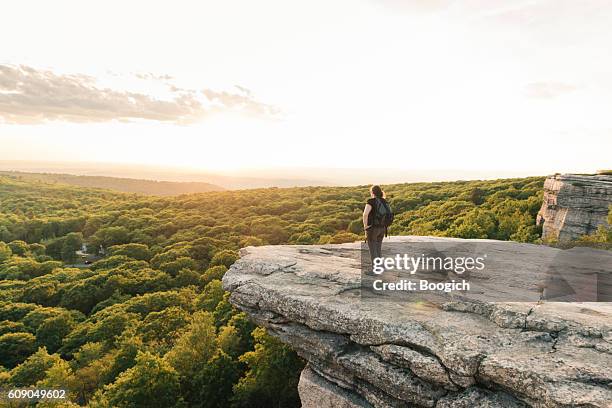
0,161,330,189
0,160,556,190
0,171,225,196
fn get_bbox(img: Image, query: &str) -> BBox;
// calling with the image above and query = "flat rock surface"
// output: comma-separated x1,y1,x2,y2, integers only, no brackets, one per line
223,236,612,408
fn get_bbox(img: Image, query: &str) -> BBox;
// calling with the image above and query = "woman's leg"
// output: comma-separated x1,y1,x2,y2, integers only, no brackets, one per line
374,227,385,259
366,228,378,264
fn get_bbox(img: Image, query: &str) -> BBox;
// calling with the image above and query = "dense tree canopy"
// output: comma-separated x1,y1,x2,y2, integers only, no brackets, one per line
0,174,547,406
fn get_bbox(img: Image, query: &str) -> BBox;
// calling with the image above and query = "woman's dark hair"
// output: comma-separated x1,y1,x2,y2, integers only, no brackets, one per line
370,185,384,198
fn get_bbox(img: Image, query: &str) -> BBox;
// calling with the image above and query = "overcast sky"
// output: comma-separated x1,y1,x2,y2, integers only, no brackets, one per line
1,0,611,175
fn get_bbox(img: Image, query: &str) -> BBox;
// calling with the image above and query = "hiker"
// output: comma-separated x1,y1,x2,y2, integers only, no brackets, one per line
363,185,394,263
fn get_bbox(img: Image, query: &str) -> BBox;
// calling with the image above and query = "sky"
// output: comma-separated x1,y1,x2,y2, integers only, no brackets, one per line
1,0,611,177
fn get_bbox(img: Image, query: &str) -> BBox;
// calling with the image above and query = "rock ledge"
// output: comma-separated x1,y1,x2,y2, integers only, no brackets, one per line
223,237,612,408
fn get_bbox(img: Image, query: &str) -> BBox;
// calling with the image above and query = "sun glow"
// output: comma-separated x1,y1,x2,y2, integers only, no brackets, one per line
1,0,612,176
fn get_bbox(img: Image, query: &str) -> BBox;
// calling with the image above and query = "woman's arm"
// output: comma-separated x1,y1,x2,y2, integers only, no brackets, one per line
363,204,372,231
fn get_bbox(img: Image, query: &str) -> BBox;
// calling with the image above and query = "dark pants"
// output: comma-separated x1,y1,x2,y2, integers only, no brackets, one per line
366,226,386,263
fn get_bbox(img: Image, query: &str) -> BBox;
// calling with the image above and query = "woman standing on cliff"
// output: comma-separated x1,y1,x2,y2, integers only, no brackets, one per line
363,185,393,263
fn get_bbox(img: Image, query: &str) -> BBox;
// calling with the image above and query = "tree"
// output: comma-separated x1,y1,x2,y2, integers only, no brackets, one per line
36,313,78,353
108,244,152,261
0,332,37,368
71,343,115,404
0,225,12,243
9,347,61,386
137,306,191,349
103,334,144,384
97,351,182,408
159,257,198,277
210,250,239,269
165,311,217,377
8,240,29,256
231,328,303,408
91,226,131,250
62,232,83,263
213,292,234,328
0,320,27,336
201,265,227,286
196,280,225,312
470,187,485,205
29,242,47,256
22,281,59,306
328,232,360,244
191,350,241,408
221,313,255,359
0,242,12,263
36,356,74,389
44,237,65,260
174,268,201,288
239,236,264,247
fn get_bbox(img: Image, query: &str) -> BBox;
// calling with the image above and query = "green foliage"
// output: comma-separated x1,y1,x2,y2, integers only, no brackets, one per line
191,350,241,408
231,328,304,408
108,243,152,261
328,231,361,244
0,242,12,263
36,312,78,353
469,187,485,205
218,313,256,360
0,174,546,406
9,347,61,386
165,311,218,376
91,226,131,250
137,306,191,351
210,250,239,268
196,280,225,312
159,256,198,277
0,332,37,368
61,232,83,263
103,333,143,384
8,240,29,256
95,351,183,408
201,265,227,286
0,320,27,336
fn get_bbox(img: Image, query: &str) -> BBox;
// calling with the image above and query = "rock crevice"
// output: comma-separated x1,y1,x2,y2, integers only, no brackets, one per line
222,237,612,407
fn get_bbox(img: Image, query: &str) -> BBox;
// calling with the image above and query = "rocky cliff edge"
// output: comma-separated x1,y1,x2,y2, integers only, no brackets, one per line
222,236,612,408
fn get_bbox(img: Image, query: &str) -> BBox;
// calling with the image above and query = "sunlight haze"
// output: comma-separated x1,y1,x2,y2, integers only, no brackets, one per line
1,0,611,178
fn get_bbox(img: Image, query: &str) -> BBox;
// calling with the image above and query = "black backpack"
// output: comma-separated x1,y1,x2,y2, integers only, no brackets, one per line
372,198,394,228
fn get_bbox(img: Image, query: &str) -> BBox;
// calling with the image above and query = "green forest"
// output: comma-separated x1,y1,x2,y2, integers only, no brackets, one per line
0,174,548,407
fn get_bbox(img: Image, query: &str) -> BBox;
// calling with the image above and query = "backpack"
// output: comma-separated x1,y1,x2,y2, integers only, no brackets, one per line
372,198,394,228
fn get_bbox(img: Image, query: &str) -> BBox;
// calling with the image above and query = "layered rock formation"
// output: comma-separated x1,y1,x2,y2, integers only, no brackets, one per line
538,173,612,241
223,237,612,408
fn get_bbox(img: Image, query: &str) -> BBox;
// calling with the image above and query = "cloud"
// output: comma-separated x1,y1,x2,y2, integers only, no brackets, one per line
524,81,580,99
0,64,279,124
